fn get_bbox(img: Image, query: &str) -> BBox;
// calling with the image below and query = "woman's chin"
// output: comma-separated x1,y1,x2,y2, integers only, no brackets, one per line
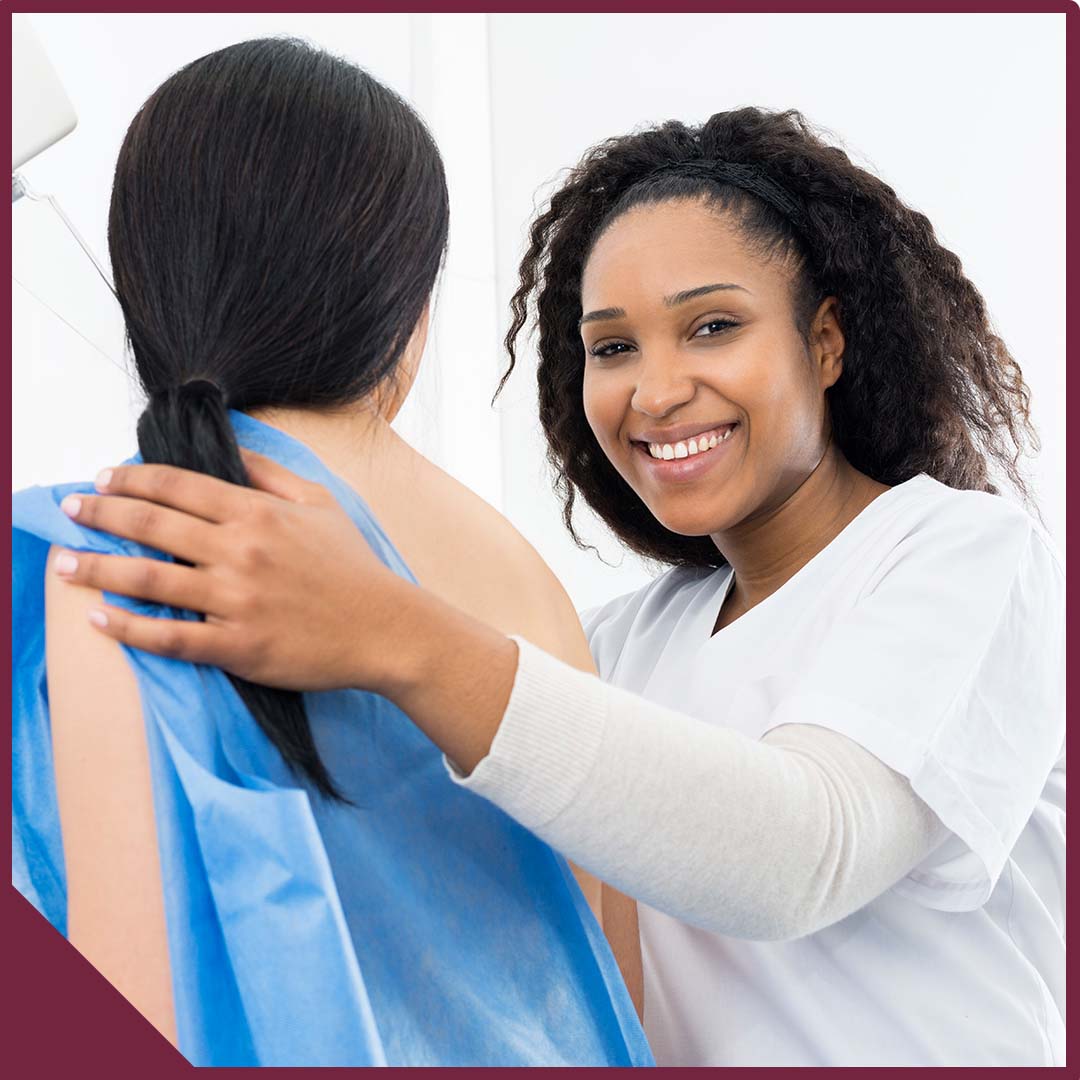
650,506,732,540
631,467,748,541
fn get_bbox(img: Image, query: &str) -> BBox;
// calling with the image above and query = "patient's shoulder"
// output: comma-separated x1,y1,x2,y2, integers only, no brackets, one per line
44,545,149,817
44,546,141,703
375,453,592,671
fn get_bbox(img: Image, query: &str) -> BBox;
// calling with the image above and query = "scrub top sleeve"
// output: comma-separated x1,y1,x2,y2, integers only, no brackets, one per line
759,504,1065,913
579,595,637,682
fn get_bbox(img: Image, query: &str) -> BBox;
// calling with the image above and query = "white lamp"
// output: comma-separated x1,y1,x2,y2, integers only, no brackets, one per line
12,12,78,181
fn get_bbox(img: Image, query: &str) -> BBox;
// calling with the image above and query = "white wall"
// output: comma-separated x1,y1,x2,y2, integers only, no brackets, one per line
13,13,1064,614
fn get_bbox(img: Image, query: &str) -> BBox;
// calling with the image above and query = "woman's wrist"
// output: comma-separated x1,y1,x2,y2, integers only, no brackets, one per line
366,578,519,773
351,573,436,699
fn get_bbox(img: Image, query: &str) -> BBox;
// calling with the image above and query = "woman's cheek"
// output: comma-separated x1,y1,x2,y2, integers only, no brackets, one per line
582,368,621,457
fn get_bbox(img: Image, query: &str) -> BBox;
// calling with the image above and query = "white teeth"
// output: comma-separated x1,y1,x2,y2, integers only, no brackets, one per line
647,424,736,461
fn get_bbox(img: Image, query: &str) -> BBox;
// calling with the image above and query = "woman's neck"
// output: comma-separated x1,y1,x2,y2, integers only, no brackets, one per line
710,448,890,629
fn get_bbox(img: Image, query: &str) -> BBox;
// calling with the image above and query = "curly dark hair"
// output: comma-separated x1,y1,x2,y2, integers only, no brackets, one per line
501,107,1039,569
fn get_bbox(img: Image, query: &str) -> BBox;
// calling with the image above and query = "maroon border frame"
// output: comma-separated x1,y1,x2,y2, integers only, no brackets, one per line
5,4,1073,1075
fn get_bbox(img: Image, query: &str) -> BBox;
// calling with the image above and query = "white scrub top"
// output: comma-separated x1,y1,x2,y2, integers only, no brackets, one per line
582,474,1065,1066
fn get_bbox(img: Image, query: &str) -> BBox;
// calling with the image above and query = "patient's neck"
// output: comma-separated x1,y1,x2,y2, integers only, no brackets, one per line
244,402,414,497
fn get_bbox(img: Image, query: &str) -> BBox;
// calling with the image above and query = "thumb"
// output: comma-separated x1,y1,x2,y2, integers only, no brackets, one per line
240,448,322,503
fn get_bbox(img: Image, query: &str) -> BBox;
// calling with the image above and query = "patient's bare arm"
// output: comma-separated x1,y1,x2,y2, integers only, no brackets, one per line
45,546,178,1048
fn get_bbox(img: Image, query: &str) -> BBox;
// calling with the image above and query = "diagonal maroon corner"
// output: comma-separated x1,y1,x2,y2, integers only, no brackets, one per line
6,888,191,1074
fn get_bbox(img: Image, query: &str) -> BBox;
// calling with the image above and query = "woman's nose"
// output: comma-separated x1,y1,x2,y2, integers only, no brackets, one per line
630,351,696,418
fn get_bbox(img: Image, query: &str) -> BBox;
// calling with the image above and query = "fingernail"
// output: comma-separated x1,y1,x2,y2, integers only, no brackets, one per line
60,495,82,518
55,553,78,576
95,469,113,491
88,609,109,628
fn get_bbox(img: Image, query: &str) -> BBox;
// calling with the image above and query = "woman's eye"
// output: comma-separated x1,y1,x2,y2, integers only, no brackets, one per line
693,318,739,338
588,340,634,359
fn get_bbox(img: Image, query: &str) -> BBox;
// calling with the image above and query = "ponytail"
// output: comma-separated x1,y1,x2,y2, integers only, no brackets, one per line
137,380,348,803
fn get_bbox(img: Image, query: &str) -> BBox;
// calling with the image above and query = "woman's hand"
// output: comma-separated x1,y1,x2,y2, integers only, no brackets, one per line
55,447,521,770
52,450,415,694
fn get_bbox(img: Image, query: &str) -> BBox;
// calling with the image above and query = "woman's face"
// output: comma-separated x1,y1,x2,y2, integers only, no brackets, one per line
580,198,844,540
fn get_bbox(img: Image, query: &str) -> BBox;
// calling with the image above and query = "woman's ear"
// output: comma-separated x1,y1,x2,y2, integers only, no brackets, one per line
376,302,432,423
408,302,432,368
811,296,845,390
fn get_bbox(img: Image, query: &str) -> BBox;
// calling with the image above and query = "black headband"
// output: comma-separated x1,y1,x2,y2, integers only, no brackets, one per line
639,160,809,233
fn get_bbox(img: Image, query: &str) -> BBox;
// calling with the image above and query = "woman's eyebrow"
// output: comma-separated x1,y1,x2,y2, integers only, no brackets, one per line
664,282,750,306
579,306,625,327
579,283,751,326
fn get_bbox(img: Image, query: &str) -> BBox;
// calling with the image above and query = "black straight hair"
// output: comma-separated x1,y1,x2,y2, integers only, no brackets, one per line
109,37,449,800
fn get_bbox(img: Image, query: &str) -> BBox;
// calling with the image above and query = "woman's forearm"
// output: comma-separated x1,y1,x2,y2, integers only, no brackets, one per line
369,588,947,939
437,637,949,940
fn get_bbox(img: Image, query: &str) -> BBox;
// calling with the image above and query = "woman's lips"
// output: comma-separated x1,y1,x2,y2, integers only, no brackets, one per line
632,423,739,482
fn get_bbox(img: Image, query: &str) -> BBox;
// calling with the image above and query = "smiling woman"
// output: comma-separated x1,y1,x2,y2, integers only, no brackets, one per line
505,110,1039,573
46,105,1064,1066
